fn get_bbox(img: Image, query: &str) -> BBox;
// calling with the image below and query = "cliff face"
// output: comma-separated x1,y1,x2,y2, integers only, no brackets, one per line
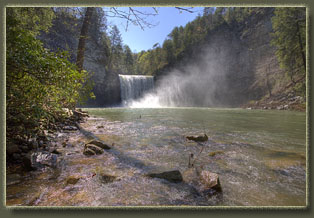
83,41,121,107
154,8,304,109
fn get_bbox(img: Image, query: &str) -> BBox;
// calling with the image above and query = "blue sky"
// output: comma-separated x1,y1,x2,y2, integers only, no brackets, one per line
105,7,204,53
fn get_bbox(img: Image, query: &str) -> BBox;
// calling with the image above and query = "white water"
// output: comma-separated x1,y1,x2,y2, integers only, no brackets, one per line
119,75,154,106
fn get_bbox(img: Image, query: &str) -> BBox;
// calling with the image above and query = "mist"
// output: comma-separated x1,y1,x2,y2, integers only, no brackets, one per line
129,39,242,108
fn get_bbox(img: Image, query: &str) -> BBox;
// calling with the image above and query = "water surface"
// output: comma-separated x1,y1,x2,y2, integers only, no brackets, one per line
6,107,306,207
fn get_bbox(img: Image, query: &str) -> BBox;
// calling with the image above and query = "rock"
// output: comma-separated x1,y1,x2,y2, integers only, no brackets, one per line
96,125,104,129
49,148,61,155
277,105,284,110
199,170,222,193
209,151,224,157
65,176,80,185
99,174,117,184
284,105,289,110
86,140,111,150
31,151,58,169
83,144,104,156
63,126,78,131
83,148,96,156
186,134,208,142
147,170,183,183
6,142,20,155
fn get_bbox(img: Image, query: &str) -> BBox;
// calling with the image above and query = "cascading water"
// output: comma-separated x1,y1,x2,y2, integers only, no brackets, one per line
119,75,154,106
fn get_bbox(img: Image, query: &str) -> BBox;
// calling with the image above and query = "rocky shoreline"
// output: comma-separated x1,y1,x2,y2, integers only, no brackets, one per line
6,110,224,206
242,92,306,112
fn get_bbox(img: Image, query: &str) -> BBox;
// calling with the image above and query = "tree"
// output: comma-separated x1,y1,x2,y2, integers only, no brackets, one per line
76,7,94,72
123,45,134,74
6,8,92,144
108,25,124,72
271,7,306,84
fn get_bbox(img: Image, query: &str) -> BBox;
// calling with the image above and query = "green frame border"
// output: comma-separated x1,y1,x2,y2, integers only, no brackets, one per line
0,0,312,216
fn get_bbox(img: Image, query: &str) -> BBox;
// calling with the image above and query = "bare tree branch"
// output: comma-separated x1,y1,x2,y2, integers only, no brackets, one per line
175,7,197,13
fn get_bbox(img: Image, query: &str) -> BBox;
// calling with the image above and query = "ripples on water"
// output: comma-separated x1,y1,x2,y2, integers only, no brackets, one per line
6,108,306,207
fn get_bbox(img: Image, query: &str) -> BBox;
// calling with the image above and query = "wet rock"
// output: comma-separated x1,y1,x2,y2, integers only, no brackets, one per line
199,170,222,193
183,168,222,195
147,170,183,183
186,134,208,142
6,142,20,155
65,176,81,185
63,126,78,131
86,140,111,150
99,174,117,184
83,148,96,156
31,151,58,169
83,144,104,156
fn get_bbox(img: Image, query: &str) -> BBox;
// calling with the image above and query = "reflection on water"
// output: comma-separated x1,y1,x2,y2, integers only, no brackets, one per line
6,108,306,206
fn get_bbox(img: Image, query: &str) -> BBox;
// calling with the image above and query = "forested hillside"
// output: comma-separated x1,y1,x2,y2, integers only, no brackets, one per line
35,7,306,109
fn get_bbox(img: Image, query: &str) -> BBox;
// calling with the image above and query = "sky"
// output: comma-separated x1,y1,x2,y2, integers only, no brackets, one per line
105,7,204,53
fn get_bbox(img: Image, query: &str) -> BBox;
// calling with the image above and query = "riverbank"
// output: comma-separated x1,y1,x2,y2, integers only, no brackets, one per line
241,91,306,112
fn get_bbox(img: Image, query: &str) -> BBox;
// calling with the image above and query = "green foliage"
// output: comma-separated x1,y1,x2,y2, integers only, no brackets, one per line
6,8,92,140
271,8,306,84
6,7,55,36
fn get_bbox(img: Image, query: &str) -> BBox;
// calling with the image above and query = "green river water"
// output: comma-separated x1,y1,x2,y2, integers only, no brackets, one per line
6,108,306,207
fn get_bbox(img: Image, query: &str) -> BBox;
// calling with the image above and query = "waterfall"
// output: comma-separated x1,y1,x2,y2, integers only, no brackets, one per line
119,75,154,106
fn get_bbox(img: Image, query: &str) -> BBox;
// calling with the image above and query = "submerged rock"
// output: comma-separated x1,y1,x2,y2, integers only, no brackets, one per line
99,174,117,184
186,134,208,142
208,150,224,157
86,140,111,150
65,176,81,185
147,170,183,183
83,144,104,156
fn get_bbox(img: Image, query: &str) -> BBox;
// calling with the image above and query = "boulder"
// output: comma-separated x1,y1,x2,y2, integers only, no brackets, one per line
86,140,111,150
30,151,58,169
147,170,183,183
199,170,222,193
186,134,208,142
183,168,222,195
83,148,96,156
83,144,104,155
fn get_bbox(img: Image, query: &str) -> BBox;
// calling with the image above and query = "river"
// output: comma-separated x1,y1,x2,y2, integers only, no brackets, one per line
6,108,306,207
